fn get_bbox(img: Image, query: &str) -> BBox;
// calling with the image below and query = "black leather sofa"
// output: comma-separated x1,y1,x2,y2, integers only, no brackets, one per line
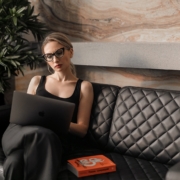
0,83,180,180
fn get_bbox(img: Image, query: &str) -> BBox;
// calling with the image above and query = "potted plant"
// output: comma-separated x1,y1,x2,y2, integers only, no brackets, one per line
0,0,48,105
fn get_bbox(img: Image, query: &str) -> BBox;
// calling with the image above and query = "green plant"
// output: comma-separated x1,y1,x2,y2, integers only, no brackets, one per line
0,0,48,93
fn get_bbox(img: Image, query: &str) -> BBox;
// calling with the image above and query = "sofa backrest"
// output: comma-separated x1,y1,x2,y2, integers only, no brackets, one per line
87,83,120,150
107,86,180,165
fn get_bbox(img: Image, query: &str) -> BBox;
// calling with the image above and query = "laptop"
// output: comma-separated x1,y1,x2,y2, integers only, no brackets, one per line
10,91,75,134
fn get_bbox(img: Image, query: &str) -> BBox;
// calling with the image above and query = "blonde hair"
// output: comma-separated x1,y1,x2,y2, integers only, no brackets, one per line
42,32,76,76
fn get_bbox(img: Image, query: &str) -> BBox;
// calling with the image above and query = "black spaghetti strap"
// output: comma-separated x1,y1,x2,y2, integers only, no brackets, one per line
36,76,46,95
74,79,83,100
40,76,46,85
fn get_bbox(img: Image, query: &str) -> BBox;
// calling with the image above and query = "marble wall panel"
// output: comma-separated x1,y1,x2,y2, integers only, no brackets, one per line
30,0,180,42
14,65,180,92
76,66,180,90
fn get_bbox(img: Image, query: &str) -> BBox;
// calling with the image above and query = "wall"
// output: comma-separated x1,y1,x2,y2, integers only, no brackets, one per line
31,0,180,42
13,0,180,103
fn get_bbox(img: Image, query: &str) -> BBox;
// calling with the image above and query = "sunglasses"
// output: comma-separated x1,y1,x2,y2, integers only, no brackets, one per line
42,47,65,62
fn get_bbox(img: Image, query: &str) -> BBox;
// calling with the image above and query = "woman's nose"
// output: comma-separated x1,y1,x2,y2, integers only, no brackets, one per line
52,55,60,62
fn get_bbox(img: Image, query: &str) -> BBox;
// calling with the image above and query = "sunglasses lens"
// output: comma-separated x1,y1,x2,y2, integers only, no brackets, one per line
55,48,64,58
45,54,53,61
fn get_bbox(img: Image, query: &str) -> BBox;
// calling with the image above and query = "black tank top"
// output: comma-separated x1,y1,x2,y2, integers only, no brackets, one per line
36,76,83,123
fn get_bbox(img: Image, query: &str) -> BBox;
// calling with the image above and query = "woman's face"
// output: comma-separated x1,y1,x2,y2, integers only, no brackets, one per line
43,41,73,73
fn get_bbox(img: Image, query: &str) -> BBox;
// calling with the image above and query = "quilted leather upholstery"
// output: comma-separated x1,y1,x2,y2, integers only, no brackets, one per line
58,153,170,180
108,86,180,165
87,83,120,150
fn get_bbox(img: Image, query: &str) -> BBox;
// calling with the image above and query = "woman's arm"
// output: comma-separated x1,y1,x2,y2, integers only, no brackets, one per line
69,81,94,137
27,76,41,95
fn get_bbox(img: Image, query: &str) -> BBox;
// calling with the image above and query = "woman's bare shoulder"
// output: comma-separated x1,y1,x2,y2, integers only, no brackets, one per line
31,75,41,82
29,75,42,86
81,80,93,95
81,80,93,88
27,75,41,94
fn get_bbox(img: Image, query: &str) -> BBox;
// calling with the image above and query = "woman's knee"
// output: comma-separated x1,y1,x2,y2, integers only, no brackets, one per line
23,126,59,141
22,126,62,152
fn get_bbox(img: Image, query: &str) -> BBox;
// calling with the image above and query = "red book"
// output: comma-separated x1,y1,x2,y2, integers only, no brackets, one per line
67,154,116,177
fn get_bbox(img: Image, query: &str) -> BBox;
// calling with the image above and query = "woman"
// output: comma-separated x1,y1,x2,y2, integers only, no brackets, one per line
2,32,94,180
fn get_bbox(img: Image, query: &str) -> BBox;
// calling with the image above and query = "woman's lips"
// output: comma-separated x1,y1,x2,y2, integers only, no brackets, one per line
54,64,62,68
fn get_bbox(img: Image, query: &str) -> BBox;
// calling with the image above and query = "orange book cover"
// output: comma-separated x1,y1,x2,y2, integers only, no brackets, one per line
67,154,116,177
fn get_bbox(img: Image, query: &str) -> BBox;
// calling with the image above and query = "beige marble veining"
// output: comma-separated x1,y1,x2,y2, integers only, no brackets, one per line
15,65,180,92
29,0,180,42
76,66,180,90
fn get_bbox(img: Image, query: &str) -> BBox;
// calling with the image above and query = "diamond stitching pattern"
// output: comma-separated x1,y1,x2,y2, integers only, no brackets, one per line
108,86,180,165
87,83,120,149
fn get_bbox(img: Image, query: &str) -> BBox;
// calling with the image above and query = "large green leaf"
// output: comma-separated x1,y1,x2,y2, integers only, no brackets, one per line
17,7,26,14
0,0,49,93
12,16,17,26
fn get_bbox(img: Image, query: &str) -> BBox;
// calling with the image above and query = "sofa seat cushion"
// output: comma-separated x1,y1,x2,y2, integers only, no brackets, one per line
67,147,104,160
58,152,171,180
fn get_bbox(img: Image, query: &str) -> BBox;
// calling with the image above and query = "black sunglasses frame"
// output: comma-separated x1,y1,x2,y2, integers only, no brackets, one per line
42,47,65,62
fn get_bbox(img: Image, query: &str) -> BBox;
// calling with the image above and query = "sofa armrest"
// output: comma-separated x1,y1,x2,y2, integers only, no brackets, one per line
166,162,180,180
0,105,11,141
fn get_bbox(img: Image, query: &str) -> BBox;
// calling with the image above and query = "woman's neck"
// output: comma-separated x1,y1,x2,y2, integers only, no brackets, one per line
52,71,77,82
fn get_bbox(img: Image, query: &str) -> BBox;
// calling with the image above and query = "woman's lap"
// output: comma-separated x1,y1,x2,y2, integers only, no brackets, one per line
2,123,63,180
2,123,61,156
